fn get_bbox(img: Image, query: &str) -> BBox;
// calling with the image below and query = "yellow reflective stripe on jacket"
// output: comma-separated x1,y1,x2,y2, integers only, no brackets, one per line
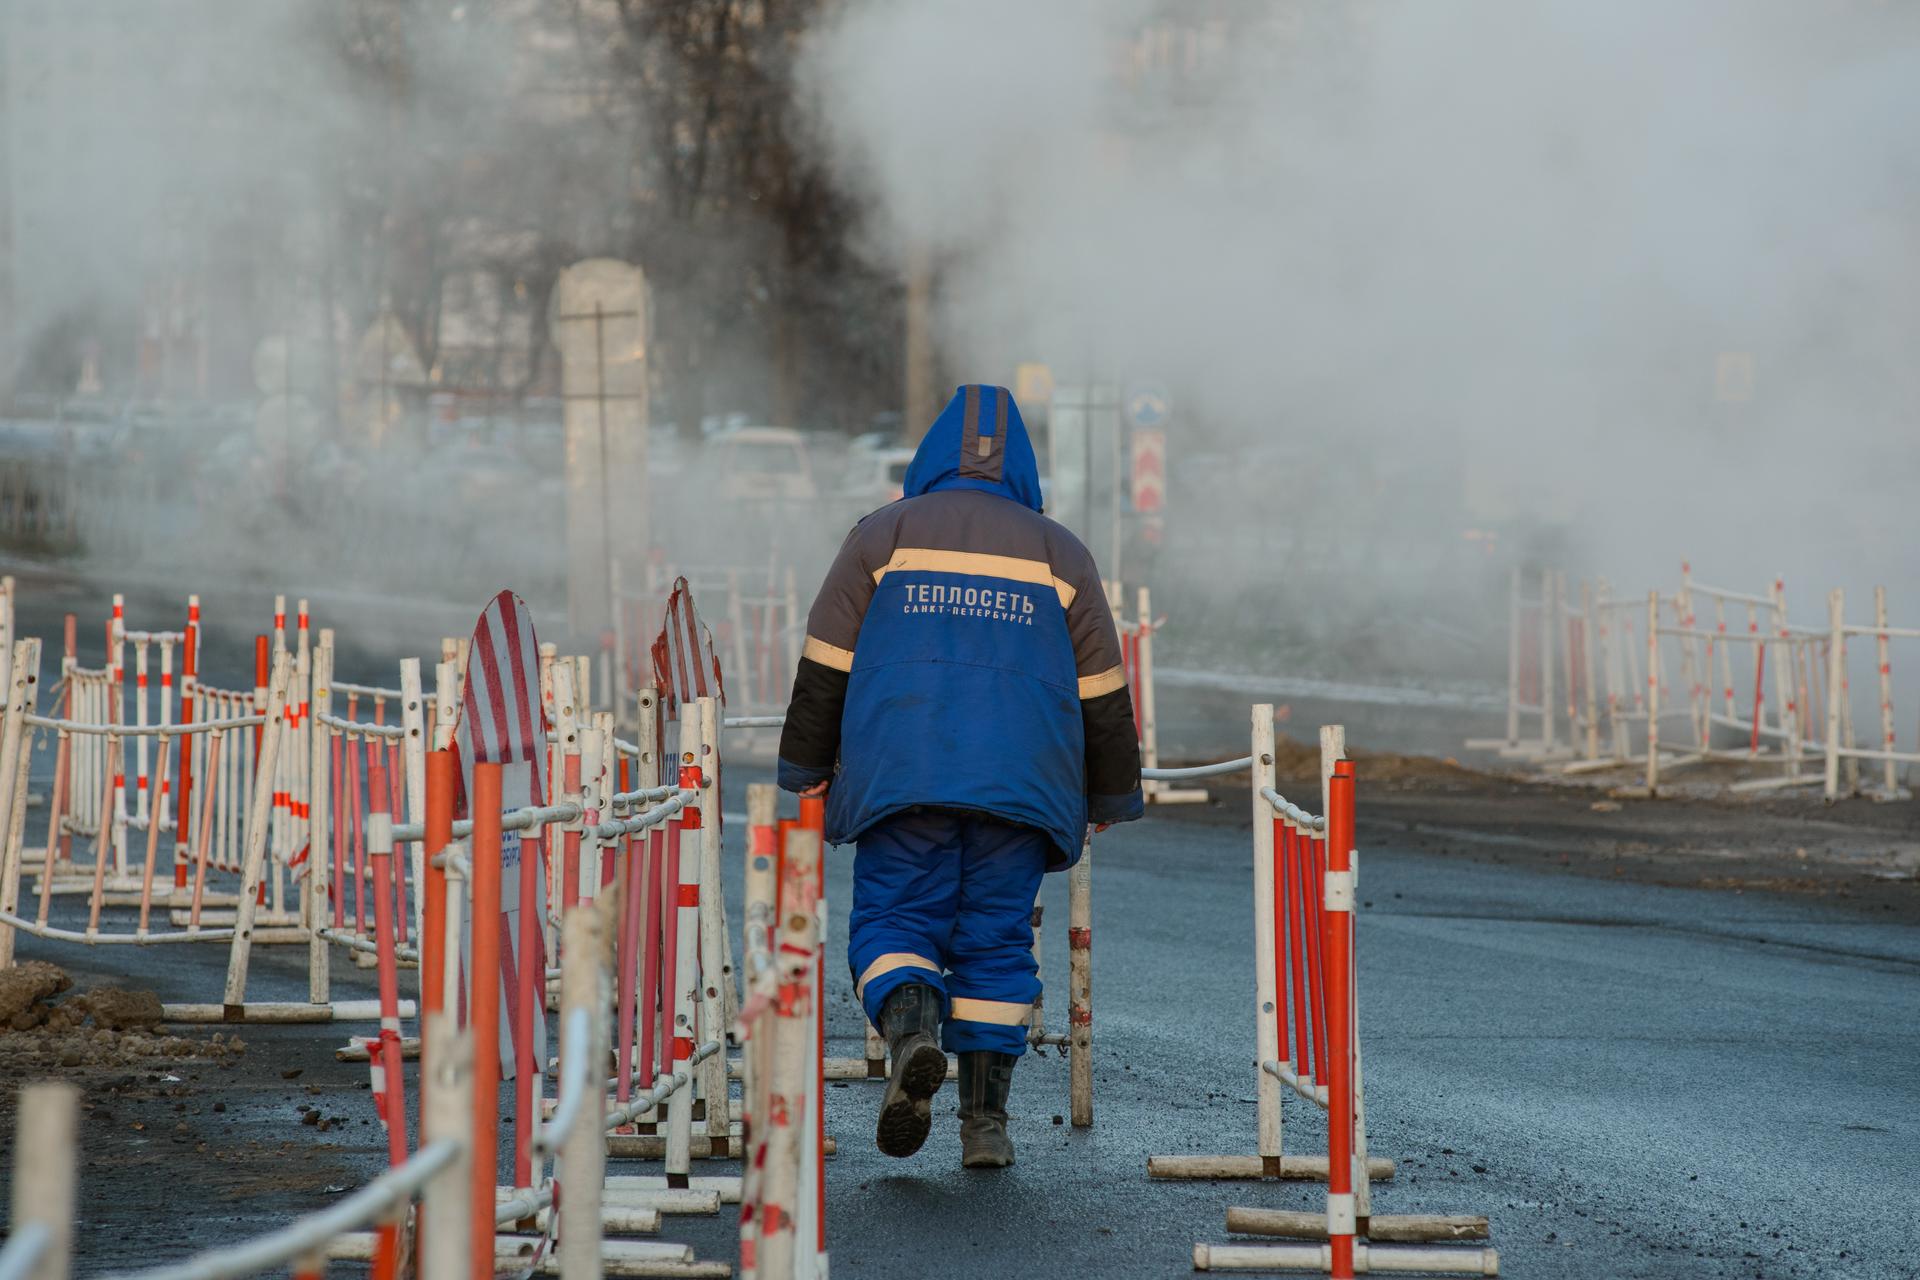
871,548,1076,609
802,634,855,672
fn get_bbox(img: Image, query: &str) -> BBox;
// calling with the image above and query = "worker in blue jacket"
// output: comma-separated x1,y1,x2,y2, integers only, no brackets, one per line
779,384,1143,1167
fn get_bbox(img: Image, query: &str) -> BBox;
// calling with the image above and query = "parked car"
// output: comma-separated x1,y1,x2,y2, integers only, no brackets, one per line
837,445,915,509
708,426,817,502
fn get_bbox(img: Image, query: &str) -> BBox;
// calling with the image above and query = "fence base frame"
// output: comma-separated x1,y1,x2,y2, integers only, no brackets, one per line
1148,1154,1396,1182
161,999,411,1024
1225,1207,1489,1243
1194,1241,1501,1275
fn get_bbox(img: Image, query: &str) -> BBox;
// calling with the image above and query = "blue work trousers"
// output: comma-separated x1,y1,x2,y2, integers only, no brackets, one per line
847,808,1050,1056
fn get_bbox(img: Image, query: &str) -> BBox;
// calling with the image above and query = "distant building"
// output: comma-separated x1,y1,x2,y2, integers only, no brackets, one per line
0,0,307,400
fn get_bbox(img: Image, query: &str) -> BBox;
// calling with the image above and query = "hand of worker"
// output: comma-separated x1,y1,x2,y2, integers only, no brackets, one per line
800,780,830,798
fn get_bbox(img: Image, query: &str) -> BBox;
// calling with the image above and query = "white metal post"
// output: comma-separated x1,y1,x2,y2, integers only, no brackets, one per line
1644,593,1661,794
1068,836,1093,1128
223,650,293,1011
1771,579,1799,776
1249,703,1282,1171
1581,581,1600,761
1137,585,1160,785
307,632,334,1004
1876,586,1898,796
420,1013,474,1280
0,639,39,969
1504,566,1521,746
1538,568,1555,752
401,659,428,947
666,712,702,1186
9,1080,76,1280
695,697,730,1147
559,904,610,1280
1824,589,1845,802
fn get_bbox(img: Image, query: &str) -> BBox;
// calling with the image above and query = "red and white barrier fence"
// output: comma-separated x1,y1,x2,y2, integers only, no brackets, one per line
1149,706,1500,1278
1112,581,1206,805
738,784,829,1280
1470,562,1916,802
611,556,802,724
0,702,823,1278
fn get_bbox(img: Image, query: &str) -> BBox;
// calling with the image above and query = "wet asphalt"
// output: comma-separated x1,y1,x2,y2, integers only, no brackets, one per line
21,781,1920,1278
5,578,1918,1278
797,803,1920,1280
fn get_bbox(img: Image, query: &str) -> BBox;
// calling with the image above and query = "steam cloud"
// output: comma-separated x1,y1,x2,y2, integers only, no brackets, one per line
799,0,1920,664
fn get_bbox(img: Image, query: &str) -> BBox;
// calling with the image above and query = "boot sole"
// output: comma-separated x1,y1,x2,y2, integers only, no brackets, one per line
875,1040,948,1158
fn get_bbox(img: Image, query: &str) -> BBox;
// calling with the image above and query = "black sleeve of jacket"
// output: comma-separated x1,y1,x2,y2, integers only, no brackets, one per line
778,659,847,789
777,517,882,791
1062,559,1144,824
1082,686,1143,797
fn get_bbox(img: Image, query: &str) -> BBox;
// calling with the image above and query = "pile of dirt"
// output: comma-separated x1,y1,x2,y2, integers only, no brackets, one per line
0,962,244,1070
1269,733,1488,790
0,960,71,1028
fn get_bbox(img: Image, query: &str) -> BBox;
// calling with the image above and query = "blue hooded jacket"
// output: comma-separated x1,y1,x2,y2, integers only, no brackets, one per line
777,385,1144,866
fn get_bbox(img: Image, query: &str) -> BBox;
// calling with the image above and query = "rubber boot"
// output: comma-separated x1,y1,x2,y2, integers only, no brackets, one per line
957,1050,1018,1168
875,983,947,1157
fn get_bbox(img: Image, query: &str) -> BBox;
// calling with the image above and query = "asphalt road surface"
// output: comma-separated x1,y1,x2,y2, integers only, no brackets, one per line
6,776,1916,1279
2,568,1915,1277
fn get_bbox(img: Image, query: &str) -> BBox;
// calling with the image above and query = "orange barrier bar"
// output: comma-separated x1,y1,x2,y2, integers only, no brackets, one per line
514,827,544,1188
1304,832,1328,1087
468,761,504,1280
422,750,453,1028
637,823,664,1133
173,621,197,889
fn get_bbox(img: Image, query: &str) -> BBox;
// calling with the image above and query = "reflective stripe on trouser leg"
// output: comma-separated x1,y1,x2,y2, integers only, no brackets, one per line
943,815,1049,1055
848,812,964,1026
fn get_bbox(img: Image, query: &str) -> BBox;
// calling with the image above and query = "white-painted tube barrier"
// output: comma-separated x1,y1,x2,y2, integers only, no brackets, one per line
1155,706,1501,1278
1195,1242,1501,1274
5,1081,74,1280
97,1140,459,1280
0,1224,50,1280
1465,561,1913,803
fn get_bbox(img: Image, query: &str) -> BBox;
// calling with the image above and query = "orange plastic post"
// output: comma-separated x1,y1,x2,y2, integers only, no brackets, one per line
1325,762,1357,1279
422,751,454,1030
469,762,504,1280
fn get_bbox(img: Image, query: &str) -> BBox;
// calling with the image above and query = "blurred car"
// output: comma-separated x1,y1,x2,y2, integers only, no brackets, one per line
708,426,817,502
837,445,915,509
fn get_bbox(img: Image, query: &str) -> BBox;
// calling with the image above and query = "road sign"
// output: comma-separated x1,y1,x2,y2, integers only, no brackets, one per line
449,589,550,1078
1124,382,1170,429
1715,352,1754,403
1131,428,1166,513
1015,362,1054,408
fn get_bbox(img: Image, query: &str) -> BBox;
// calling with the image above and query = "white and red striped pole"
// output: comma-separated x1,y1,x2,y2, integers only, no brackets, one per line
665,712,703,1189
172,604,197,890
799,788,828,1265
109,601,127,877
364,762,410,1277
1323,760,1358,1279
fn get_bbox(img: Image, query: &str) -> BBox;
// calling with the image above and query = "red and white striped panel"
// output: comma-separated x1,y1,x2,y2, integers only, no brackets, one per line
650,576,727,726
451,589,550,816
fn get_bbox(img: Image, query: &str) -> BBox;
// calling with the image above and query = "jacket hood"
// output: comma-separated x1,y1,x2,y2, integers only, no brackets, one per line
901,384,1043,512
